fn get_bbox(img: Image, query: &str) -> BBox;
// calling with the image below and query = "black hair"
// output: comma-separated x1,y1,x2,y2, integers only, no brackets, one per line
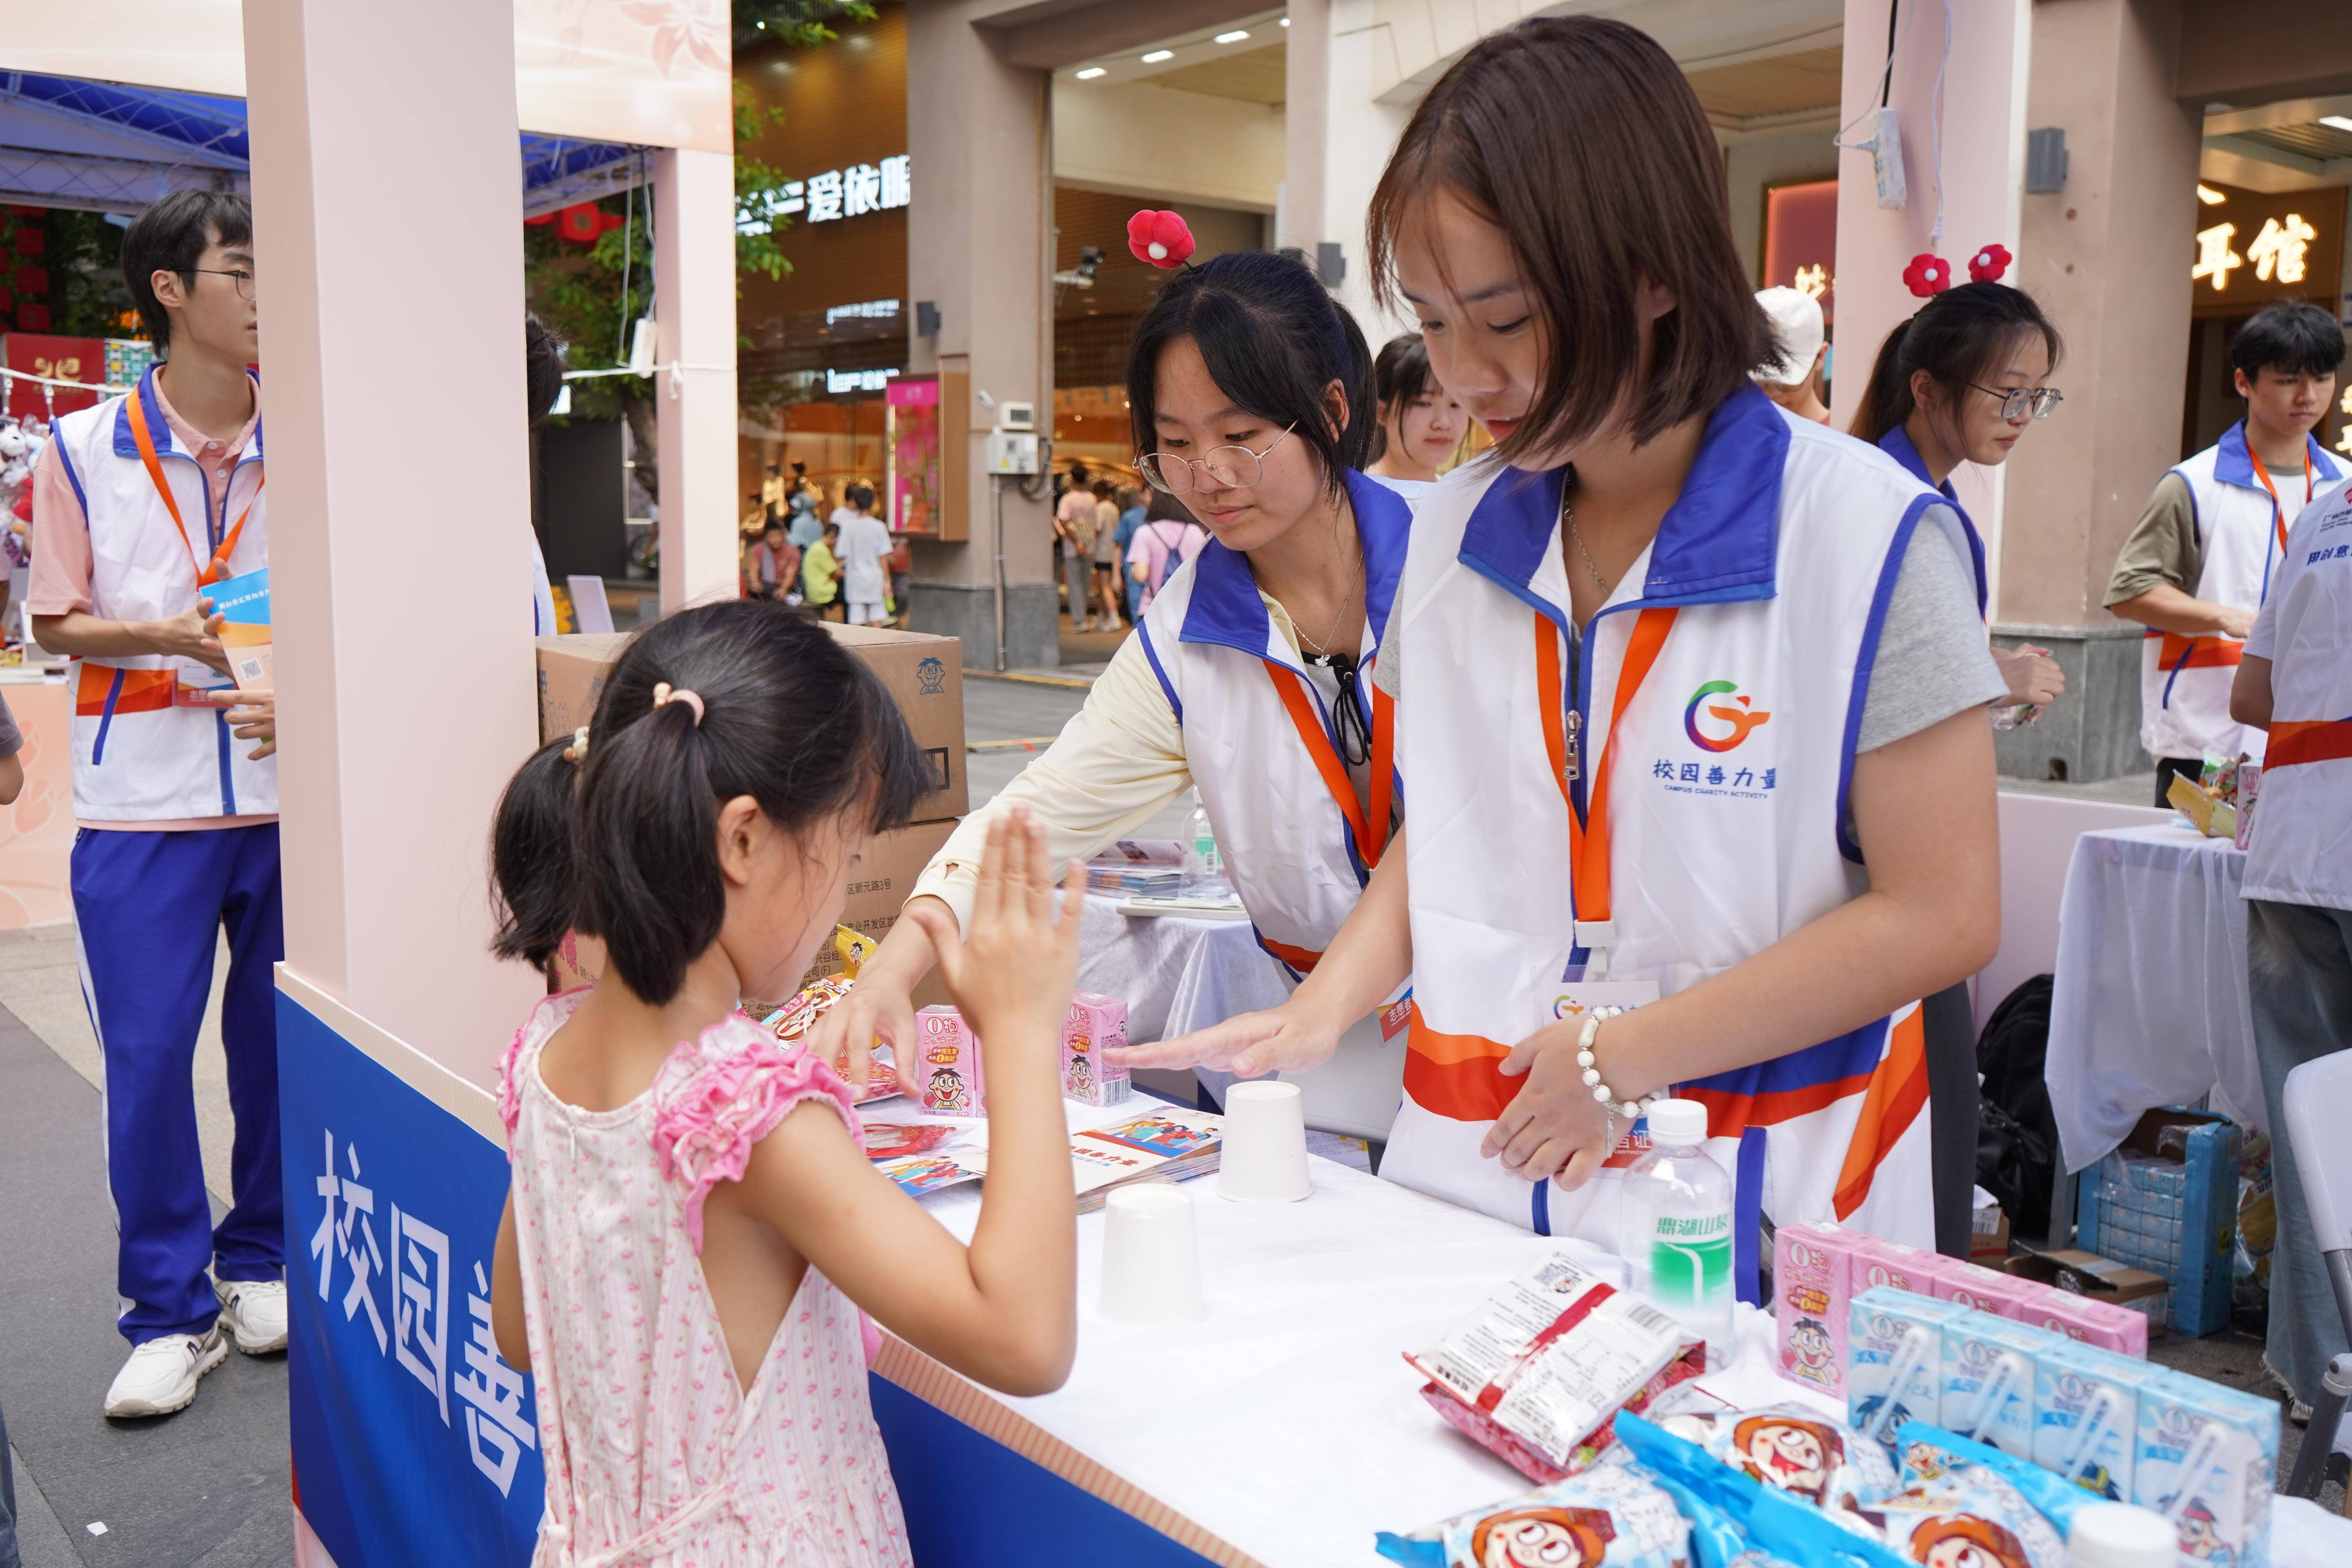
1126,249,1374,500
1848,281,2064,446
1369,333,1436,463
489,601,929,1005
525,315,567,426
122,190,254,354
2230,300,2345,383
848,483,875,511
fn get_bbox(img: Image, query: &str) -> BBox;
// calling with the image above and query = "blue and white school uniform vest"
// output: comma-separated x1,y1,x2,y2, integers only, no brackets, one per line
2243,479,2352,912
1136,470,1412,1137
1387,387,1956,1254
2142,424,2343,763
47,370,275,821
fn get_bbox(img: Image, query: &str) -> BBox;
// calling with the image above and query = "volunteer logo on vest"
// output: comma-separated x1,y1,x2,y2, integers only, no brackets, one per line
1683,680,1772,751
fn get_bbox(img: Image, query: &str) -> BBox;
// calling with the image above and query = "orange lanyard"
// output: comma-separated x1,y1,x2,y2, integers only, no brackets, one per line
1535,606,1677,936
125,388,262,588
1263,659,1394,867
2248,446,2312,555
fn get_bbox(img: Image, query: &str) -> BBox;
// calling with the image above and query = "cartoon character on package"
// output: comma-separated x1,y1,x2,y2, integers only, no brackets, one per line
923,1063,973,1116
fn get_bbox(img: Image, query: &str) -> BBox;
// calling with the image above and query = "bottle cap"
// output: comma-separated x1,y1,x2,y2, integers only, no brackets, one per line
2066,1503,2178,1568
1645,1098,1708,1146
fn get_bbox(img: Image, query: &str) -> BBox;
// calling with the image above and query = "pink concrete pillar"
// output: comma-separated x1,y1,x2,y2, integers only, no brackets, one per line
244,0,545,1080
1831,0,2034,612
654,146,743,612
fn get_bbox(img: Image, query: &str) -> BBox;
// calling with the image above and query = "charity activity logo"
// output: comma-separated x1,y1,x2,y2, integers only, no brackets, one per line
1683,680,1772,752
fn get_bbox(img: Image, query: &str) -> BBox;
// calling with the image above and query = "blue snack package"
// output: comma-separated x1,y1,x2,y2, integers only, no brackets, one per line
1614,1412,1912,1568
1894,1420,2098,1537
1644,1402,1899,1528
1372,1460,1690,1568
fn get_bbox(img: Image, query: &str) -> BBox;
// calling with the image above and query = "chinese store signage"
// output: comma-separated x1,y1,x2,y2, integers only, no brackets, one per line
741,155,910,234
2189,181,2346,317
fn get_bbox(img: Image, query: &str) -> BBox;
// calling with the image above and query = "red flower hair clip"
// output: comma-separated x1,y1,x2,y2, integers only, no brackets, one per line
1967,243,2013,283
1902,252,1953,298
1127,209,1197,270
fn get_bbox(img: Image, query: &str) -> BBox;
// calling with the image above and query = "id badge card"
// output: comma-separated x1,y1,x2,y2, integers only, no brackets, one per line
1549,981,1660,1168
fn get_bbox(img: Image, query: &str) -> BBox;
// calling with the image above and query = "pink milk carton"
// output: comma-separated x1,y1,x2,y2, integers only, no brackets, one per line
1933,1259,2047,1321
913,1005,984,1117
2016,1280,2149,1358
1849,1235,1956,1298
1062,991,1132,1107
1775,1220,1863,1395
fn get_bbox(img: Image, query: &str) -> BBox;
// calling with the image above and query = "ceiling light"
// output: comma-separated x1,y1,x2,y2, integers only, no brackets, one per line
2321,115,2352,133
1141,49,1173,63
2196,184,2227,205
1280,16,1290,25
1075,66,1106,80
1215,30,1250,44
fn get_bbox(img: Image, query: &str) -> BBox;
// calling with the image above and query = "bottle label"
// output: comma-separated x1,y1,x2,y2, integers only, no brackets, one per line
1646,1211,1731,1309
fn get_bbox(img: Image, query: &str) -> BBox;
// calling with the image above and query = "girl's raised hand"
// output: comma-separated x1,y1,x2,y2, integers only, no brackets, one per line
902,805,1083,1056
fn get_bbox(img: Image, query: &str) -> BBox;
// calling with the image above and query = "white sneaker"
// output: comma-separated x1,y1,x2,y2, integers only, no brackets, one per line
105,1327,227,1417
217,1278,289,1354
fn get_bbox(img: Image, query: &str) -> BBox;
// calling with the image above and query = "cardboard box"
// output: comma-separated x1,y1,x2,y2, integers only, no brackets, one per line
2001,1248,2169,1312
534,622,967,821
2075,1107,2240,1336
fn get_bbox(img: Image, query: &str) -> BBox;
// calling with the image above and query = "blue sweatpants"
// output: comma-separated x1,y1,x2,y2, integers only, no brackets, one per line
73,824,284,1344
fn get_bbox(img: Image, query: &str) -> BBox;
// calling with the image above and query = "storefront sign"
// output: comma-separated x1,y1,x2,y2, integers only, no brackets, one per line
743,156,910,233
2189,181,2345,317
826,298,901,325
827,367,900,394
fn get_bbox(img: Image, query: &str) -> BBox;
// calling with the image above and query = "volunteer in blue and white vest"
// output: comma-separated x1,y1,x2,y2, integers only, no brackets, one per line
27,191,285,1419
2108,299,2344,806
1136,17,2005,1268
1847,278,2069,1261
814,243,1417,1140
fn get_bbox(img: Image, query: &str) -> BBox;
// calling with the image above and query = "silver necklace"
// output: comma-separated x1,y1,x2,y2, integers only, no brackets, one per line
1564,490,1608,592
1299,555,1360,657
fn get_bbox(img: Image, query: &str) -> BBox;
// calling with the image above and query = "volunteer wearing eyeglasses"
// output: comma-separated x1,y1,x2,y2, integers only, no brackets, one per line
811,240,1418,1141
1847,276,2067,1260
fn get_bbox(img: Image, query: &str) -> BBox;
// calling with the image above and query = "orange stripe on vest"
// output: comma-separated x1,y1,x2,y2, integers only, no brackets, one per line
1831,1008,1930,1220
2269,718,2352,770
75,664,176,717
2152,630,2243,670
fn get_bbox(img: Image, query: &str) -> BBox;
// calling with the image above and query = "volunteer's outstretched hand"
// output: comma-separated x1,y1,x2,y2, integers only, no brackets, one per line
1107,998,1341,1080
1484,1018,1619,1191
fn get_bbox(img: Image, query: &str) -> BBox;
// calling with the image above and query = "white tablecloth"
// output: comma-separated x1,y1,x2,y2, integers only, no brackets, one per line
871,1097,2352,1567
1075,893,1289,1051
2047,822,2265,1173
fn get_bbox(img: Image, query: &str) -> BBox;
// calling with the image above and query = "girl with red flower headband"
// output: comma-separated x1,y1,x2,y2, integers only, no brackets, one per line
1131,14,2009,1269
816,237,1428,1143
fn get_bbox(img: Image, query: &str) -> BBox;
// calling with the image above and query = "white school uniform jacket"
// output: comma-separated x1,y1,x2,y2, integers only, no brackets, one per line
1386,385,1960,1258
47,370,275,821
2241,479,2352,912
2141,423,2344,763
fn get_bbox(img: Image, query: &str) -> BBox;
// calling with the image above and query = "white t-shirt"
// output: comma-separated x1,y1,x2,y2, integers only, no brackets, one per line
836,513,894,604
2241,479,2352,910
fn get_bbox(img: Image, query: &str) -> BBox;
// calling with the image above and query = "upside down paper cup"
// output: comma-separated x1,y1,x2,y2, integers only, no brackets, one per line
1217,1080,1311,1202
1097,1183,1207,1326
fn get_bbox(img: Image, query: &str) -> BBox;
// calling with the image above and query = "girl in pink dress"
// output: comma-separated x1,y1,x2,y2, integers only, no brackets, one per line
484,601,1083,1567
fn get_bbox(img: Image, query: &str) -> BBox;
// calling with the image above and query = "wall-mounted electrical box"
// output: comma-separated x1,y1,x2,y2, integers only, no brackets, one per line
986,430,1041,475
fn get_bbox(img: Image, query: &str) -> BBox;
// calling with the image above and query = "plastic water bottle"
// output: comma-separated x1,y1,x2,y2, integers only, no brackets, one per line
1623,1098,1734,1364
1179,790,1230,899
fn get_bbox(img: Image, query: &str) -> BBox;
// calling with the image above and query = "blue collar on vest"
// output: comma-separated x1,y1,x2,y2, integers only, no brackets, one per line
1876,422,1987,617
1176,468,1412,660
111,366,267,463
2213,419,2345,491
1459,381,1787,610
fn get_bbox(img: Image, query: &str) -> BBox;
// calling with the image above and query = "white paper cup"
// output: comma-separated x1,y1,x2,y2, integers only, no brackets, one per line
1217,1080,1311,1202
1097,1183,1207,1326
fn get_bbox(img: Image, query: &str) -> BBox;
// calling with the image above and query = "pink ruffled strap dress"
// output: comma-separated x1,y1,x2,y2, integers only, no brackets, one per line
500,993,913,1568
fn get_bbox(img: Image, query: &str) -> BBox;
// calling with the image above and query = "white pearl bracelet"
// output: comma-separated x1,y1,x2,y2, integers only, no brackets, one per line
1576,1005,1661,1120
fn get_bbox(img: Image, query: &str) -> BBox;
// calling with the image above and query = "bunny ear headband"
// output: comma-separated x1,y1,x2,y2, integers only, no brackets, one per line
1127,209,1199,270
1904,242,2012,298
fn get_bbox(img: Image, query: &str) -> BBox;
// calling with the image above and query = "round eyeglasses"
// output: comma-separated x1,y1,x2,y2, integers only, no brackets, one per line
1965,383,2061,421
186,267,256,303
1138,423,1295,494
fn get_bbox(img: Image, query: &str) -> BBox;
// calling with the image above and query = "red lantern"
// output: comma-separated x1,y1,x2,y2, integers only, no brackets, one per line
13,265,48,295
16,303,51,331
11,228,43,256
0,288,13,313
556,203,603,244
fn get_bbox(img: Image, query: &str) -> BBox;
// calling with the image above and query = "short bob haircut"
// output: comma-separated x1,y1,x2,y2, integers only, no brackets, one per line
2229,299,2346,382
122,190,253,354
1367,16,1772,462
1126,248,1374,501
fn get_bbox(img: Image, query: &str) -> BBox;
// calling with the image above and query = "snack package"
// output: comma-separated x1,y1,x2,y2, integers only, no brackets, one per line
1938,1312,2040,1461
2198,753,2240,806
2012,1281,2147,1358
758,975,902,1104
2032,1342,2159,1500
1774,1220,1857,1396
1847,1288,1967,1449
1062,991,1131,1107
2130,1371,2277,1568
911,1004,983,1116
1373,1460,1693,1568
1408,1253,1700,1483
1930,1262,2043,1322
2231,761,2262,851
1612,1413,1912,1568
1874,1465,2068,1568
1894,1421,2098,1541
1642,1403,1898,1528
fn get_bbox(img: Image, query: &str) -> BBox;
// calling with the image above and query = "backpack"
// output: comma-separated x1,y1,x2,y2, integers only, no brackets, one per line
1975,974,2057,1242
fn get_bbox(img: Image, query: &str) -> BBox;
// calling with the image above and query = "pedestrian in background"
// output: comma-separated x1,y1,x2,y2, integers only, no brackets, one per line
1089,479,1123,630
837,484,893,628
803,521,843,620
1054,465,1097,630
1112,485,1147,622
